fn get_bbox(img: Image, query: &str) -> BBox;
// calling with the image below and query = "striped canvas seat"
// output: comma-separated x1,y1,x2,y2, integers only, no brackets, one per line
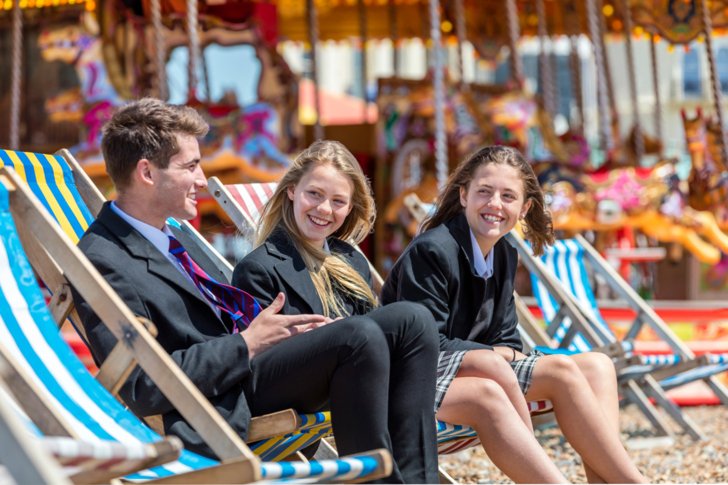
0,177,391,483
208,179,556,460
0,149,343,462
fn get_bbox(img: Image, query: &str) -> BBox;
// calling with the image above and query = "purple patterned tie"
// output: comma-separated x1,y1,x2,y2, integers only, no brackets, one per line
168,236,261,332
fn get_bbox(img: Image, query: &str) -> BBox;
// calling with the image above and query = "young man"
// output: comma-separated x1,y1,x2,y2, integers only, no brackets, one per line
73,98,440,483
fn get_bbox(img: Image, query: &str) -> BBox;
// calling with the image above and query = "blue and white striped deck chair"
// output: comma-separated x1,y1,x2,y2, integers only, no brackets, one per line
511,232,728,440
531,237,728,389
0,176,392,483
0,153,371,465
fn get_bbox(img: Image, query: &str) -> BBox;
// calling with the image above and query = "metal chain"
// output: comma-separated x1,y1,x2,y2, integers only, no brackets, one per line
454,0,467,88
186,0,200,100
586,0,611,151
701,0,728,166
569,35,585,131
358,0,368,122
649,33,663,153
307,0,324,140
536,0,556,116
505,0,523,86
151,0,167,100
9,0,22,149
620,0,644,161
598,0,618,139
429,0,448,189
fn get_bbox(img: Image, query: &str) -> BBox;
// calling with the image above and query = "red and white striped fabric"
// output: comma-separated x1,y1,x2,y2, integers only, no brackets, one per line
42,436,180,478
226,183,277,227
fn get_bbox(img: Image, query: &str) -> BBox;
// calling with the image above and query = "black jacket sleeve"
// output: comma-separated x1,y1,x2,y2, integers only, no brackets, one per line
383,240,491,352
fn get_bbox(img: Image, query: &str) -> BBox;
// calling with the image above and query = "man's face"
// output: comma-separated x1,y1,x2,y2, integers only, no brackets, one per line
151,133,207,222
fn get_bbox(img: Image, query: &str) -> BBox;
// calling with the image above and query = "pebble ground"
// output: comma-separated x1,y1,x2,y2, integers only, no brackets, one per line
439,405,728,483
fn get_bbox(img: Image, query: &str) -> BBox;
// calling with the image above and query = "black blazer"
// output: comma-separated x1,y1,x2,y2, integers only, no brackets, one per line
73,202,252,458
381,212,523,352
232,228,373,317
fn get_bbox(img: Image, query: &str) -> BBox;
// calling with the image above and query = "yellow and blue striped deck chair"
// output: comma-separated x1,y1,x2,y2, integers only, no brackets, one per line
0,174,392,483
0,149,340,464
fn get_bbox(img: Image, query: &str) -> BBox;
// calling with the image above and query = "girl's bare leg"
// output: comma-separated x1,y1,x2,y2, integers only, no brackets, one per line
438,376,567,484
457,349,533,431
525,354,646,483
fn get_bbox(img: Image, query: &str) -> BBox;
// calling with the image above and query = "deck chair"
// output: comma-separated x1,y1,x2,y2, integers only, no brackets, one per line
207,178,555,462
0,148,353,461
0,170,391,483
0,152,390,476
506,231,728,441
1,366,182,484
0,363,70,485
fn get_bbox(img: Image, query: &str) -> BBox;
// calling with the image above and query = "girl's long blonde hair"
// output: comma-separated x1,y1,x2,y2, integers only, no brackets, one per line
422,145,554,256
256,140,377,317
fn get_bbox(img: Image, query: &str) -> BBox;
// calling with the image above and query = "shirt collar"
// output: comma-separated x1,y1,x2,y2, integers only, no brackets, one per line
469,229,494,279
110,201,174,254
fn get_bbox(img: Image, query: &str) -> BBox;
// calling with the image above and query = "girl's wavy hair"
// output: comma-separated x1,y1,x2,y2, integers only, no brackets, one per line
256,140,377,316
422,145,554,255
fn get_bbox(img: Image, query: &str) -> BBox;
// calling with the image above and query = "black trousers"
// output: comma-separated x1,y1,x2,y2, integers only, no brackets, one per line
243,301,439,484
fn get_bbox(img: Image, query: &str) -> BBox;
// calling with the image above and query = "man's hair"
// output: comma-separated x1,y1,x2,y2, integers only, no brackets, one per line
101,97,209,190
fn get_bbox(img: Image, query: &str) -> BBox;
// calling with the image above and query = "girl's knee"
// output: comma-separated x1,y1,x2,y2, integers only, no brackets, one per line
581,352,616,381
389,301,439,342
463,349,514,378
540,354,583,385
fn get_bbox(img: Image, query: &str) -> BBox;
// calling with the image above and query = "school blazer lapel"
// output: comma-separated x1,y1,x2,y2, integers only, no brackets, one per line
264,234,324,315
95,204,213,309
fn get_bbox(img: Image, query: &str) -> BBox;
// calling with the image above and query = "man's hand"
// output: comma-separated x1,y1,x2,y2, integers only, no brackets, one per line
241,292,327,359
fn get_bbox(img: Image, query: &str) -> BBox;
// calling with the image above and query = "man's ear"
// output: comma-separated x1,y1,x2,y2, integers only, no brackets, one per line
136,159,155,186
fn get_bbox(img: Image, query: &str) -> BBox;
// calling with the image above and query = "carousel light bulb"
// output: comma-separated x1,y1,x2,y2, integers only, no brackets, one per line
603,4,614,16
441,20,452,33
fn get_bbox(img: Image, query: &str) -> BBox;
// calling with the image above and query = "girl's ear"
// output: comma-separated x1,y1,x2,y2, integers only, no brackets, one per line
520,199,533,219
459,186,467,208
287,185,295,201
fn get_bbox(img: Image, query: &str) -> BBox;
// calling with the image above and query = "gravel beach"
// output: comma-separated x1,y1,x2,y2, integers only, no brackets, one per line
439,405,728,483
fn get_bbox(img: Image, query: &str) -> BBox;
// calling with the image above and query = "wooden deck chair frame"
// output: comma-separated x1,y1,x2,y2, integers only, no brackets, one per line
0,347,183,484
0,358,71,485
0,167,393,483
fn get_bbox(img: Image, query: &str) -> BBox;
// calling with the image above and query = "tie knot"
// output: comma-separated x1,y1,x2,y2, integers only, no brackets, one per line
168,235,184,255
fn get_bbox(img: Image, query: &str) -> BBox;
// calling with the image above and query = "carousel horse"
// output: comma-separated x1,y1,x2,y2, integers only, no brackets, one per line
544,160,728,265
682,108,728,216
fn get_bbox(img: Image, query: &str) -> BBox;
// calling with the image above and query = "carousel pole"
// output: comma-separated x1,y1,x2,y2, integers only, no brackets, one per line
358,0,369,122
185,0,201,100
454,0,467,88
429,0,448,189
619,0,644,161
536,0,556,116
569,35,585,131
700,0,728,166
151,0,167,100
586,0,611,153
388,0,399,76
306,0,324,140
597,0,619,138
505,0,523,86
649,33,663,151
9,0,23,149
